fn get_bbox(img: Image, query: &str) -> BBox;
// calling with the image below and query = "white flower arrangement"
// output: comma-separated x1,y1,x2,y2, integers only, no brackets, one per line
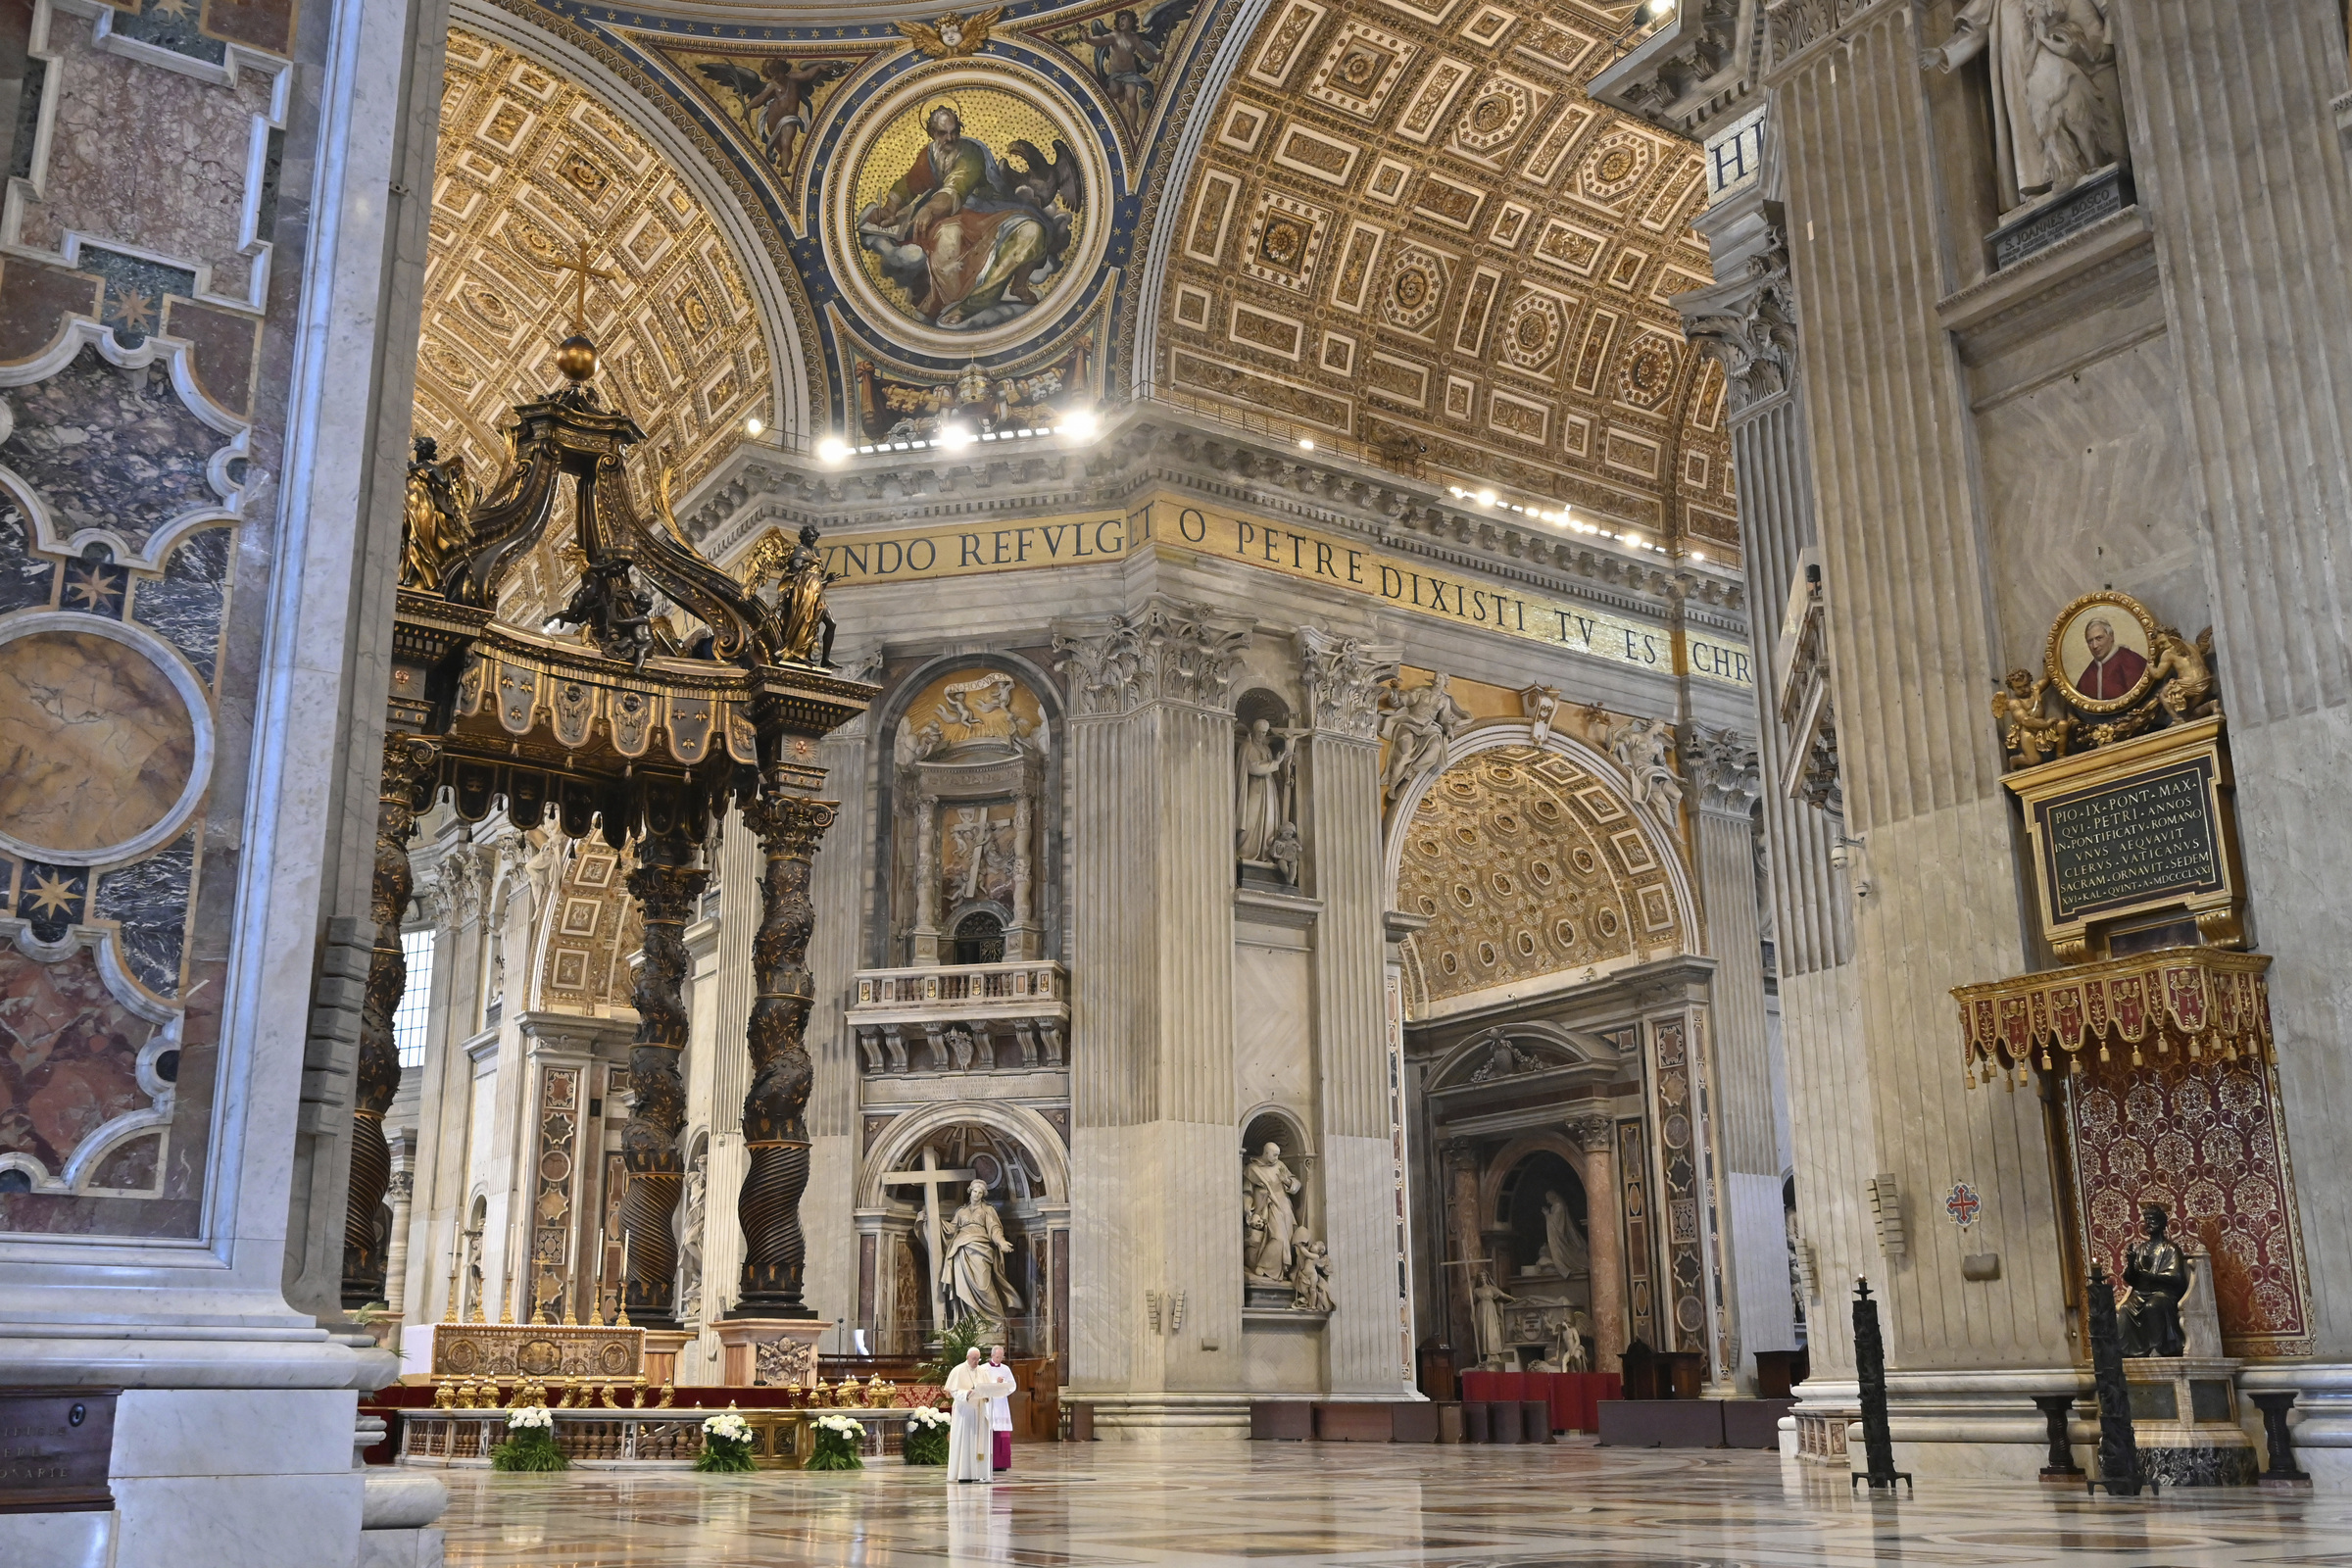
905,1405,950,1430
506,1405,555,1432
703,1410,754,1445
812,1413,866,1439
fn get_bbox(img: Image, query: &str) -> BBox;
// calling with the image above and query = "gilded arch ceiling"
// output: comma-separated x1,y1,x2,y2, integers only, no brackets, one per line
1151,0,1736,556
1396,744,1685,1010
416,26,777,503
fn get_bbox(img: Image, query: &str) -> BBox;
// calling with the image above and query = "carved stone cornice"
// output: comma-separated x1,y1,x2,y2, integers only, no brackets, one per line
1686,725,1763,817
1052,598,1250,717
1295,626,1400,740
1679,238,1798,418
1586,0,1758,139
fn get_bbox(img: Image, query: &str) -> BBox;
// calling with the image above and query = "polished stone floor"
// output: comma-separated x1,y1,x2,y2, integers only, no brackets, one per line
435,1442,2352,1567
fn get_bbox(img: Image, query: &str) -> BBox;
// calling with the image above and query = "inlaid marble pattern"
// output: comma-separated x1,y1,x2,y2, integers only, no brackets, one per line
0,946,157,1181
92,832,197,998
432,1443,2352,1567
0,501,58,613
129,524,233,685
0,347,222,551
0,626,197,858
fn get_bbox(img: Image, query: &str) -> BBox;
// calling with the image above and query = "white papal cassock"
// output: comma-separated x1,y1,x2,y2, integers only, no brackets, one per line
944,1358,1015,1482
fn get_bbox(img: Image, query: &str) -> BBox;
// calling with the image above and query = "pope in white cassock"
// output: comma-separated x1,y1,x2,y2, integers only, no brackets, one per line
944,1347,1017,1483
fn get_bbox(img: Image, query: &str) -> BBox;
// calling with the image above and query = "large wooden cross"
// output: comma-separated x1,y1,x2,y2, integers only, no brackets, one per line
534,235,618,336
881,1145,975,1332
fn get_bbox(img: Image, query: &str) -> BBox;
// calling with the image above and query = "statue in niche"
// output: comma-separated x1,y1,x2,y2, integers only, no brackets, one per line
1378,674,1472,804
2117,1202,2189,1358
1289,1229,1333,1313
1233,716,1302,872
1530,1307,1588,1373
1606,714,1684,815
941,1179,1024,1328
1268,822,1301,887
1470,1270,1520,1367
675,1144,709,1324
1924,0,2122,211
1243,1142,1303,1282
1535,1189,1589,1276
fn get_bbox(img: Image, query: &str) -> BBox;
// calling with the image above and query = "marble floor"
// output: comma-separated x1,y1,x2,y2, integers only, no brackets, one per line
433,1441,2352,1567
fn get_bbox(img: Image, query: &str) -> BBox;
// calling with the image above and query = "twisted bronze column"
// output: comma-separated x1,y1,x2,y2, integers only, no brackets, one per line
618,817,708,1329
342,733,440,1308
729,785,837,1317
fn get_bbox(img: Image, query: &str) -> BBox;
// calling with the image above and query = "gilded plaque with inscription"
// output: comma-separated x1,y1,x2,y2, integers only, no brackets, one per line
2004,716,2242,961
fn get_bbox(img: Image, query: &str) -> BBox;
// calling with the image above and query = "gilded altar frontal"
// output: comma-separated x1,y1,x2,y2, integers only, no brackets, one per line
7,0,2352,1560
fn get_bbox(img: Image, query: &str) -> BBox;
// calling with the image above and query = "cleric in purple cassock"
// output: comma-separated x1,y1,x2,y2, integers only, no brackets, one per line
2075,615,2146,699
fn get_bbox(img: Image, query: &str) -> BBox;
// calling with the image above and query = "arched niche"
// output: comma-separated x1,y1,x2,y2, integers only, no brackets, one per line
855,1102,1070,1359
867,652,1065,969
1386,727,1695,1020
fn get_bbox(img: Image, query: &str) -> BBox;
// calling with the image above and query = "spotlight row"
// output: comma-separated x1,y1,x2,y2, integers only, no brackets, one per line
1444,484,1706,563
739,409,1105,466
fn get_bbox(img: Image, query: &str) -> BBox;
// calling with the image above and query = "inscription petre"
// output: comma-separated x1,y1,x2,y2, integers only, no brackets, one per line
2034,758,2223,924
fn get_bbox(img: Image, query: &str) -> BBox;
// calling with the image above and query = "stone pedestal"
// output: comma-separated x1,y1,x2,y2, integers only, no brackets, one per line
640,1330,694,1389
2124,1357,2256,1488
714,1318,827,1389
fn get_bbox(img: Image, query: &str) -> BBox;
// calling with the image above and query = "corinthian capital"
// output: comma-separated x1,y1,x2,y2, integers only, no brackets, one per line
1685,724,1762,815
1569,1114,1617,1153
1053,597,1250,716
1678,236,1797,416
1295,626,1401,739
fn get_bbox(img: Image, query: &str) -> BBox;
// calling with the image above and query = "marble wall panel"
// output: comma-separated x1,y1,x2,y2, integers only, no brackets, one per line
129,523,233,686
0,259,103,363
0,347,224,551
0,945,159,1187
1233,941,1311,1123
13,24,279,305
0,501,58,612
92,832,197,998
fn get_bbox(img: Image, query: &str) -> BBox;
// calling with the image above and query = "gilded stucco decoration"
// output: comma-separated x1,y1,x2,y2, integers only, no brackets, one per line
415,28,775,624
536,841,644,1009
1396,745,1685,1008
1154,0,1738,559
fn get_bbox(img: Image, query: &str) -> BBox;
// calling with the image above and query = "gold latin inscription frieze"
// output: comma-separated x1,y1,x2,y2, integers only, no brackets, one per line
807,494,1751,689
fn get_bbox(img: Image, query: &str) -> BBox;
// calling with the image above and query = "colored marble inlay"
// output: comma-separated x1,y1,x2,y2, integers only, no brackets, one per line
2068,1053,2312,1356
0,946,158,1180
0,348,221,552
93,833,197,998
0,503,59,613
130,524,233,685
79,246,198,350
108,0,227,65
0,627,197,858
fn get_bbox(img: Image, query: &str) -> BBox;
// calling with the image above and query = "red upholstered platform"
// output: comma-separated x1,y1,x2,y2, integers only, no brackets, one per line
1459,1370,1621,1433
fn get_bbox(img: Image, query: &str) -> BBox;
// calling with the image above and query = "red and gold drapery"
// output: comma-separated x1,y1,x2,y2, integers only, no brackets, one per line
1954,946,2273,1084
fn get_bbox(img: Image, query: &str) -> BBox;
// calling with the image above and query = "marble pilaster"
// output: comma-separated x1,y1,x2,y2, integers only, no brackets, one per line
1057,598,1250,1433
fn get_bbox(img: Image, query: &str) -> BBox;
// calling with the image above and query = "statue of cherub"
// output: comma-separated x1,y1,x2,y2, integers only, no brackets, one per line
2149,625,2220,722
1991,667,2073,769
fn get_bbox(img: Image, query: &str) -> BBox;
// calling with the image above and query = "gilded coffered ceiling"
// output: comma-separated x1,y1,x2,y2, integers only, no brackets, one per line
1152,0,1735,557
415,24,779,622
1396,746,1685,1010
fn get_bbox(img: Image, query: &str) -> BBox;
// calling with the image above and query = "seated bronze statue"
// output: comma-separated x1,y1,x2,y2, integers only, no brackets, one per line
2117,1203,2189,1358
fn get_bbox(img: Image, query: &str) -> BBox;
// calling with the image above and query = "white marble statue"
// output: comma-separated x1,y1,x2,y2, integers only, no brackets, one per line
1243,1143,1303,1281
1471,1270,1519,1366
1289,1230,1332,1313
1233,716,1300,865
1606,714,1683,814
1532,1307,1587,1373
675,1144,709,1324
1536,1189,1589,1276
1378,673,1472,803
1926,0,2121,209
941,1180,1024,1327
